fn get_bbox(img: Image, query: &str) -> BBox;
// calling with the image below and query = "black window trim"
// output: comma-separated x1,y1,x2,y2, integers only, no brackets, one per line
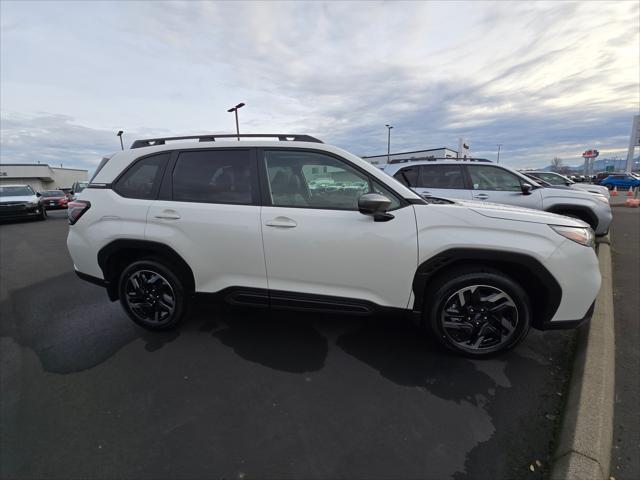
162,147,261,207
112,151,171,200
257,147,409,211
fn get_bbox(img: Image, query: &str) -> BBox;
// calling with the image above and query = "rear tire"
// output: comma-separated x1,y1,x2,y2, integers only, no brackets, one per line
118,258,189,330
423,267,531,358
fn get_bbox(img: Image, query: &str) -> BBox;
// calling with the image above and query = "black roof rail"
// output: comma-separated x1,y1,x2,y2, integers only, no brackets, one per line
387,156,492,164
130,133,323,149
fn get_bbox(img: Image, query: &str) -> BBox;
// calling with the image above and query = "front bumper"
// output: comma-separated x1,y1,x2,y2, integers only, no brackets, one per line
537,300,595,330
0,203,42,220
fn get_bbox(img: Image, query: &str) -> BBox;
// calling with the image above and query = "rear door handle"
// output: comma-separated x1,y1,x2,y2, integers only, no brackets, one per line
473,194,489,200
265,216,297,228
154,209,181,220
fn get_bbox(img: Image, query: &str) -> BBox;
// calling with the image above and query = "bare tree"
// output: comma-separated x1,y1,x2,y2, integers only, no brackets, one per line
551,157,563,172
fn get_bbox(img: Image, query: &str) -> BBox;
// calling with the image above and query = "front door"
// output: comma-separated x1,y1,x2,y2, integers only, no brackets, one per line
466,164,543,209
259,149,418,309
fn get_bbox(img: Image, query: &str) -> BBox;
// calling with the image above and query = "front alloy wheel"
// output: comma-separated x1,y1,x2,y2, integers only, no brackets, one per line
440,285,519,353
425,269,531,357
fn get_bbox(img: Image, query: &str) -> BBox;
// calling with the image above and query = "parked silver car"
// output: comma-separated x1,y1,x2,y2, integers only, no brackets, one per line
383,160,612,235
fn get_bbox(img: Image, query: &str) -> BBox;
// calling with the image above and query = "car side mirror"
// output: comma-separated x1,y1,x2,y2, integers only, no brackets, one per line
358,193,394,222
521,183,533,195
36,192,41,197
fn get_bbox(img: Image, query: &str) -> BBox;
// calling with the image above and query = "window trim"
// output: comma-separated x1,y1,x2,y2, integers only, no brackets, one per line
112,152,171,200
164,147,261,206
257,147,408,211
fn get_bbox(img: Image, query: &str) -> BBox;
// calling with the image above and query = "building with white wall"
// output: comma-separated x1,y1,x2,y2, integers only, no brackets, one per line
0,164,88,192
362,147,459,166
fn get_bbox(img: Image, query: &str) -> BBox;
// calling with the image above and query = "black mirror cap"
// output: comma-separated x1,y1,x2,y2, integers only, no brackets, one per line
358,193,394,222
521,183,533,195
36,192,41,197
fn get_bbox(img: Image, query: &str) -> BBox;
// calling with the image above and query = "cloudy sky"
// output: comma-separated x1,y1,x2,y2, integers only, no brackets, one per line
1,0,638,172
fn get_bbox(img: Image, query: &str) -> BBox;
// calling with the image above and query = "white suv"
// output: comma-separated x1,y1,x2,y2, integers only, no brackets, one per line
67,134,601,357
384,160,612,236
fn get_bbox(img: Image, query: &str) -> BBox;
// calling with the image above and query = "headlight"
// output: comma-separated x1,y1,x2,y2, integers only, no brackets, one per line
26,201,38,207
550,225,594,247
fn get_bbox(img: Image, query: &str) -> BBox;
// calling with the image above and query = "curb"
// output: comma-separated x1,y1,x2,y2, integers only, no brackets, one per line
550,237,615,480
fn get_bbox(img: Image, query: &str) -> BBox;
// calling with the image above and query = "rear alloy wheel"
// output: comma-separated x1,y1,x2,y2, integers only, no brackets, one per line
118,259,188,330
425,269,531,357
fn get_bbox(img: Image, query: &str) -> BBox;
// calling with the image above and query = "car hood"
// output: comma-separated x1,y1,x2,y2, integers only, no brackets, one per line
572,184,610,196
0,194,37,203
453,199,589,228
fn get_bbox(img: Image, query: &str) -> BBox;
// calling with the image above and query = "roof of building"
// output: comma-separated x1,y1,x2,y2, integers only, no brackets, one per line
0,163,88,172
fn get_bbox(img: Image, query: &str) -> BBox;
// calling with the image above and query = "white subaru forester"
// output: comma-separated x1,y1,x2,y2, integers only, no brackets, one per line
67,134,601,357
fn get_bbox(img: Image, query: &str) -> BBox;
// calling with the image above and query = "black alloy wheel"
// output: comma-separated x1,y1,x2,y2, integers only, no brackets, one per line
118,259,188,330
425,268,531,357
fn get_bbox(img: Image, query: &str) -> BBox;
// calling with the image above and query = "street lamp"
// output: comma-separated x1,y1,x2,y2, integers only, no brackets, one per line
117,130,124,151
385,124,394,164
496,143,502,164
227,103,245,140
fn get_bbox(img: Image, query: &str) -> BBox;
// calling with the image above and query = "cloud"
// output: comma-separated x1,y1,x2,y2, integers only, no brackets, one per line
1,0,638,169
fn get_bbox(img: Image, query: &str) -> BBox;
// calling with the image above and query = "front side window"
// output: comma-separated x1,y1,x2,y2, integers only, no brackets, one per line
394,167,419,187
264,150,399,210
115,153,169,199
172,149,253,205
468,165,522,191
419,165,465,189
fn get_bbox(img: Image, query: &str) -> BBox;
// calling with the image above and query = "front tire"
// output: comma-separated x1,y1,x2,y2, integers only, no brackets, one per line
118,259,189,330
37,206,47,221
424,267,531,358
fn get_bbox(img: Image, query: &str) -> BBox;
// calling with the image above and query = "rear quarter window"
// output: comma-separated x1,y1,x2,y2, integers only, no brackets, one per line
114,153,170,199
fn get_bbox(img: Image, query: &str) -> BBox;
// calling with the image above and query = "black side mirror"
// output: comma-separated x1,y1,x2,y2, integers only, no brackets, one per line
521,183,533,195
358,193,394,222
36,192,41,197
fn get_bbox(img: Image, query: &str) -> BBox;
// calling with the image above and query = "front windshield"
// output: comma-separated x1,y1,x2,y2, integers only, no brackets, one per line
0,186,34,197
41,190,64,196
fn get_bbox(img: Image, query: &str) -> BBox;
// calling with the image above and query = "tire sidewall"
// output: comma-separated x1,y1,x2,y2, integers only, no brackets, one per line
426,271,531,358
118,259,187,330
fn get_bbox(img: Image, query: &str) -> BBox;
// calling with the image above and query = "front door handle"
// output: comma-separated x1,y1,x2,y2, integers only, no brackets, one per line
265,216,297,228
154,209,181,220
473,194,489,200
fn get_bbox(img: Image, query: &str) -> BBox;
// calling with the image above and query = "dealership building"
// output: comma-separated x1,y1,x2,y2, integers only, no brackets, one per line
362,147,459,166
0,164,88,192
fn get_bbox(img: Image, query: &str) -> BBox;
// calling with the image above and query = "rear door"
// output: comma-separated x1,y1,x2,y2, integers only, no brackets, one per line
392,164,471,200
466,164,543,209
146,148,267,296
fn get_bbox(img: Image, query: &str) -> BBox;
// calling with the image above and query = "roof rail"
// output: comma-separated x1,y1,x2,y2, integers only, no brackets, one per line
130,133,323,149
387,156,492,164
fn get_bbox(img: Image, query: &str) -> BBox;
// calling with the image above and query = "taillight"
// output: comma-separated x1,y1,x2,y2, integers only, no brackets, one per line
68,200,91,225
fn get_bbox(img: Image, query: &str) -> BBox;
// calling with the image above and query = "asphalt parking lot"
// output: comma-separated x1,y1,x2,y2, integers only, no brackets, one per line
2,211,576,479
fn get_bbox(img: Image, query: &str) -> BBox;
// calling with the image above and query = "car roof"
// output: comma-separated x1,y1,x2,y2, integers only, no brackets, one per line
90,139,423,201
0,184,31,187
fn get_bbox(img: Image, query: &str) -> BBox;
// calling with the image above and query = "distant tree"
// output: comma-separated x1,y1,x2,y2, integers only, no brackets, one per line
550,157,563,172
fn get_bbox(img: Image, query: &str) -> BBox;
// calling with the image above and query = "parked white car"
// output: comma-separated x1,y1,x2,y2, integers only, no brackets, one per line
384,160,612,236
0,184,47,221
68,134,601,357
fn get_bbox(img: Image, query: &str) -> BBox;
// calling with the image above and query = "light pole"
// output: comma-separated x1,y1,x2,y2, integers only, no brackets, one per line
385,124,393,164
227,103,245,140
117,130,124,151
496,144,502,164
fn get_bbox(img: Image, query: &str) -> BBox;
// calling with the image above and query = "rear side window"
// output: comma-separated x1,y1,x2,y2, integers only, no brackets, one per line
114,153,169,199
172,149,254,205
419,165,465,189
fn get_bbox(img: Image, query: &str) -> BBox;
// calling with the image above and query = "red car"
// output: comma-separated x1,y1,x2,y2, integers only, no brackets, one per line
39,189,69,209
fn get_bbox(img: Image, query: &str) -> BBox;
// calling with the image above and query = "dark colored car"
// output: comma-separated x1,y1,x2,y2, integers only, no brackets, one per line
39,189,69,209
